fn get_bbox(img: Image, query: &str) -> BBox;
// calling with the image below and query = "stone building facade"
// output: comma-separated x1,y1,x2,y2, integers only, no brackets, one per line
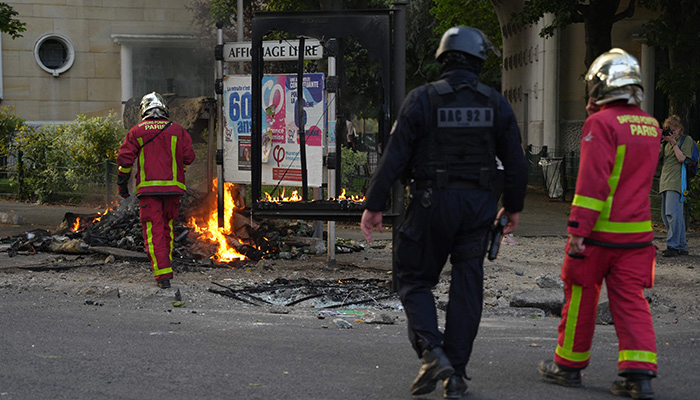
1,0,211,125
491,0,662,156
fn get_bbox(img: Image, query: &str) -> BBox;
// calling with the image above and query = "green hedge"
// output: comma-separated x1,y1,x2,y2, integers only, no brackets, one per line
0,109,126,203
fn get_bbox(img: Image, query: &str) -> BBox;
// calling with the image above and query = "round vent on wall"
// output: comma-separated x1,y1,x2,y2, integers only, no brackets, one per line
34,34,75,77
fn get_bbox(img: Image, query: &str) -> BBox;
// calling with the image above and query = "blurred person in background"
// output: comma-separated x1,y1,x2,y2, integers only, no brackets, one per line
658,114,692,257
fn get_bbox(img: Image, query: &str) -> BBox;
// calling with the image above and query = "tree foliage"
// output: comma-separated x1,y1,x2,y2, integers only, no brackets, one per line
6,113,126,203
188,0,388,38
0,3,25,39
0,106,24,156
341,148,369,194
187,0,246,41
639,0,700,126
401,0,440,90
510,0,636,67
429,0,503,90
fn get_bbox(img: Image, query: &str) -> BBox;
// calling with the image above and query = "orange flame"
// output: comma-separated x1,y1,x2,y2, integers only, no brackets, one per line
337,188,365,202
264,188,303,202
94,206,112,223
71,217,81,232
263,187,364,203
188,179,246,262
70,205,114,233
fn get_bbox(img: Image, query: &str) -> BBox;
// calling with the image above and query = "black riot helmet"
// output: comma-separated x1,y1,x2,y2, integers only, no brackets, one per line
435,26,500,62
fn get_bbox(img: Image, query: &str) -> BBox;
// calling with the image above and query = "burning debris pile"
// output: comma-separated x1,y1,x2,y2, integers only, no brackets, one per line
65,198,144,251
5,181,366,265
6,198,148,257
209,277,397,309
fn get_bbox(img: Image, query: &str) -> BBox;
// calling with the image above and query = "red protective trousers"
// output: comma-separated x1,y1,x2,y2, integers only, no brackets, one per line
139,195,180,281
555,243,657,374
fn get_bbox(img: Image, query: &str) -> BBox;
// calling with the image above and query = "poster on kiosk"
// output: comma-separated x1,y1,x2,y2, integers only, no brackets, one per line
223,73,326,188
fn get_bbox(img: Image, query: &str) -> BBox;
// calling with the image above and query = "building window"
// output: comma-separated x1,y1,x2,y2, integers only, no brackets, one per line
132,47,210,98
34,34,75,76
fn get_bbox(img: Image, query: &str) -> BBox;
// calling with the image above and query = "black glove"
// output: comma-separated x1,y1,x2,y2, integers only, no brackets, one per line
117,173,130,198
118,184,129,198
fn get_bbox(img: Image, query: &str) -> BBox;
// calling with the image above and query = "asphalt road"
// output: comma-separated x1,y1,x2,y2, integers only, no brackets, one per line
0,287,697,400
0,192,695,399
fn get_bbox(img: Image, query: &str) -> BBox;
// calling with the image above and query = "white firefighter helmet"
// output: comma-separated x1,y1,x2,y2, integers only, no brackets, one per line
140,92,169,120
435,26,500,62
586,48,643,102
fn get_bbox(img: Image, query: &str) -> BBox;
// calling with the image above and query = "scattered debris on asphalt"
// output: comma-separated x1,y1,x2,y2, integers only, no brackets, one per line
208,277,397,309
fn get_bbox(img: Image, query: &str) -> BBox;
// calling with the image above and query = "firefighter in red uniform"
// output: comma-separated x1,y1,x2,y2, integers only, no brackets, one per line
117,92,196,289
538,49,660,400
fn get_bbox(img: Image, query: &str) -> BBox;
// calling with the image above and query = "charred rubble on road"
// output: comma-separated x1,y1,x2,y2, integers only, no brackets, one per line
209,277,398,312
4,192,366,264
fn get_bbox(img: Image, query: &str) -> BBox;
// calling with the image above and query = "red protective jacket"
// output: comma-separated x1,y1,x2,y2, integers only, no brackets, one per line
117,119,195,196
568,102,660,244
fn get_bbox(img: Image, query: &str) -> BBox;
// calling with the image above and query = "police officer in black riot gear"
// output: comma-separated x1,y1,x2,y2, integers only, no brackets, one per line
361,26,528,399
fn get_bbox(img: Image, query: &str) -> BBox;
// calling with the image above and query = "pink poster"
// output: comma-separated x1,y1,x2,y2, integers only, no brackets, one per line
261,75,287,144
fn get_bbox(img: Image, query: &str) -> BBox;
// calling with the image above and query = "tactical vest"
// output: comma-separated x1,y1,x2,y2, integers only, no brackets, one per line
412,79,499,189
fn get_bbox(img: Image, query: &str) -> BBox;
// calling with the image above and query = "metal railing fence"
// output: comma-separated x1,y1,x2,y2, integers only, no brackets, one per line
0,155,120,205
526,144,668,226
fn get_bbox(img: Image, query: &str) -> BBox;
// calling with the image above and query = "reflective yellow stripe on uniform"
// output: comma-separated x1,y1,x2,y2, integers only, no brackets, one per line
594,220,652,233
145,221,173,277
135,136,185,191
138,180,186,190
118,166,132,174
137,137,147,184
145,221,156,269
572,195,606,212
556,285,591,362
574,145,652,234
168,219,174,261
170,136,178,185
155,266,173,276
619,350,657,364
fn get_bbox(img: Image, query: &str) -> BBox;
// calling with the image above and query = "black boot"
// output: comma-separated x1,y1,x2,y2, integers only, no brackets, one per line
538,360,582,387
611,372,654,399
410,346,455,396
443,375,468,399
157,279,171,289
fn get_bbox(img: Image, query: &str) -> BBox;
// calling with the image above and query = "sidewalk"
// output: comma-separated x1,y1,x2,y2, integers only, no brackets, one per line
0,200,105,238
516,188,570,237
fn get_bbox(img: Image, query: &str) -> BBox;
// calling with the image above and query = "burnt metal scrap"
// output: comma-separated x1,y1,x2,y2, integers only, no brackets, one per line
209,277,397,309
254,199,366,222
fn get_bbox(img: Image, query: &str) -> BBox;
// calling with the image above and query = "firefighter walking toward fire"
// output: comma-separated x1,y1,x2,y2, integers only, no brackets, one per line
361,26,528,399
117,92,195,289
538,49,660,400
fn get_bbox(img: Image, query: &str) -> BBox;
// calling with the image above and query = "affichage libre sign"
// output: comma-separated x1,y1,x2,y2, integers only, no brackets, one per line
224,39,323,62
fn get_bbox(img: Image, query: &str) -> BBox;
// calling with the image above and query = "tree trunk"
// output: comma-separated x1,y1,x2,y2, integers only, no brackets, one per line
582,0,621,68
664,1,698,127
666,50,693,124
